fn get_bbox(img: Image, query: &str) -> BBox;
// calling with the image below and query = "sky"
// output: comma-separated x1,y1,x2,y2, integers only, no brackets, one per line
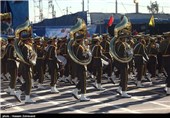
29,0,170,23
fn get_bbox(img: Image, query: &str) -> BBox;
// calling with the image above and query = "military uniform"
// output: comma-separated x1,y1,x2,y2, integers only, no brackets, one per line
19,41,33,96
156,36,164,75
58,39,70,79
5,36,17,94
1,37,7,79
134,38,149,87
73,42,87,94
14,20,36,103
100,34,113,80
159,32,170,95
34,37,45,87
71,33,90,101
46,40,59,91
114,40,128,91
146,39,158,81
91,36,108,90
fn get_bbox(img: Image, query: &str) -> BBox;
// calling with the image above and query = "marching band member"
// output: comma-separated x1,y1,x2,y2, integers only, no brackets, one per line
72,34,90,101
46,37,60,93
100,33,115,84
156,35,164,77
34,36,45,89
159,32,170,95
114,32,132,98
91,36,109,91
146,37,158,83
5,36,17,95
0,37,8,80
15,33,36,103
134,35,149,88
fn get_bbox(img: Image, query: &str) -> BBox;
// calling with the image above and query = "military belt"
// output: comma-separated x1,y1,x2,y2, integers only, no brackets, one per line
37,57,44,59
162,55,170,57
7,58,15,61
134,54,142,56
48,58,53,60
148,54,157,57
94,57,100,58
63,54,67,56
103,52,109,53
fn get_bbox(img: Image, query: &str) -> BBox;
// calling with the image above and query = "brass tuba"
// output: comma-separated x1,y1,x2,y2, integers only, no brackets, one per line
14,20,37,65
109,15,133,63
0,37,7,59
0,12,12,22
67,18,92,65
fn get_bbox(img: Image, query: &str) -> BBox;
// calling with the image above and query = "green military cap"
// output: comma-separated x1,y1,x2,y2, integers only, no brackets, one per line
92,36,101,42
102,33,108,37
75,34,84,41
92,33,99,38
150,37,156,42
43,37,50,42
163,32,170,38
144,34,150,37
34,36,41,41
0,37,7,42
7,35,15,41
156,35,162,38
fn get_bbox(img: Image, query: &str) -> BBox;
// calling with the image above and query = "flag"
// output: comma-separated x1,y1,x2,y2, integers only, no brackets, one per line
107,16,114,27
149,15,155,27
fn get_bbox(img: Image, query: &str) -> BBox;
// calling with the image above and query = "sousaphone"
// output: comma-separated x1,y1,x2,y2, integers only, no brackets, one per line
67,18,92,65
14,20,37,65
109,15,133,63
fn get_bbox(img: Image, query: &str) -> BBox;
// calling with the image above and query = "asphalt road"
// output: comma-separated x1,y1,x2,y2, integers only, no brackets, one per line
1,75,170,114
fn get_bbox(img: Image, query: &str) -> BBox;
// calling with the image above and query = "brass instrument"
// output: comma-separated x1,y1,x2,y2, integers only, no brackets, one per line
0,37,7,59
67,18,92,65
0,12,12,22
109,15,133,63
14,20,37,65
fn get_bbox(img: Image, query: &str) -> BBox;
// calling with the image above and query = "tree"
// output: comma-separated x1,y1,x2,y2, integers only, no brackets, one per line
147,1,159,14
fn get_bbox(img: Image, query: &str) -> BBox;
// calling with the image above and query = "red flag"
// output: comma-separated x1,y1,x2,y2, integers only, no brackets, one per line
107,16,114,27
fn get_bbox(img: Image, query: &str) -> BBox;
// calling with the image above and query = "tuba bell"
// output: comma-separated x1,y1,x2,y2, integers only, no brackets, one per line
67,18,92,65
109,15,133,63
14,20,37,65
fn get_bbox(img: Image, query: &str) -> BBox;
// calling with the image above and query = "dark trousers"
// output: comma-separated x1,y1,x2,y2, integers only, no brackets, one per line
20,64,32,95
157,53,163,73
76,65,86,94
147,56,157,77
115,61,128,91
48,61,58,86
103,53,112,77
134,57,144,81
70,59,77,79
64,56,70,77
1,58,7,75
36,59,44,84
93,67,102,84
128,59,134,74
162,57,170,87
7,60,17,89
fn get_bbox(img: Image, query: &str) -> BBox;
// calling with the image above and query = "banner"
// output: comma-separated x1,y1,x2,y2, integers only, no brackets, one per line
45,27,71,38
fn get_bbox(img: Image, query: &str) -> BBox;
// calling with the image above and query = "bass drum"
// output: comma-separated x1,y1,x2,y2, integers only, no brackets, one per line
57,55,67,66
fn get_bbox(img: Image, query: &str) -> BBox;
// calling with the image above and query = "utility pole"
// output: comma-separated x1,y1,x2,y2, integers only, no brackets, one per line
39,0,43,21
33,0,43,23
134,0,139,13
115,0,118,13
82,0,84,12
48,0,56,18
